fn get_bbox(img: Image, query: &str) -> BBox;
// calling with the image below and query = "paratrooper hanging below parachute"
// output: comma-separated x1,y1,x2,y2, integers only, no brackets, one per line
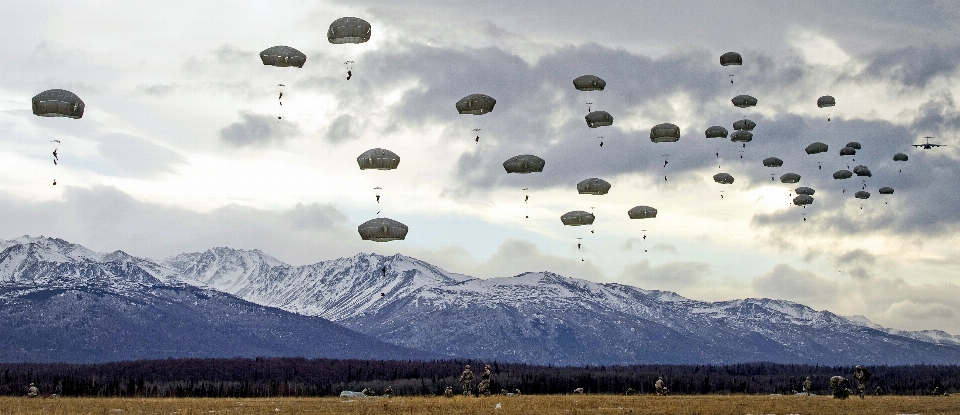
33,89,84,185
328,17,371,80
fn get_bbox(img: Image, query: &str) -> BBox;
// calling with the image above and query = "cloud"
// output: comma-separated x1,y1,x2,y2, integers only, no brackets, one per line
619,259,710,292
751,263,840,308
324,114,360,143
462,238,604,281
91,133,186,178
881,300,960,330
861,44,960,88
218,111,300,147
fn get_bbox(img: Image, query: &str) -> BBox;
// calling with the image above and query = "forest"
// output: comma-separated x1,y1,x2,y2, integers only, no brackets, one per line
1,358,956,398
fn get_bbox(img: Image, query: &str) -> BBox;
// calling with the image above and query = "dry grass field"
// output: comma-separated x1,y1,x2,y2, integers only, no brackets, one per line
1,394,958,415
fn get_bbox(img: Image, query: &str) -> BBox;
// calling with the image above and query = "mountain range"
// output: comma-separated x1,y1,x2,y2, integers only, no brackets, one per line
3,235,960,365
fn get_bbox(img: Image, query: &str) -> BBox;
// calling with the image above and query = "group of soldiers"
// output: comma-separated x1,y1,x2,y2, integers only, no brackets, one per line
827,365,873,399
454,364,495,397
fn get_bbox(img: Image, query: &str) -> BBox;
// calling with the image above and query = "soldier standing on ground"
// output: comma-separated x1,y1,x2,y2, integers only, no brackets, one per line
27,383,38,398
444,386,454,398
384,386,393,397
655,377,667,396
804,376,813,395
459,365,474,396
854,365,872,399
875,386,883,395
478,365,492,396
830,376,851,399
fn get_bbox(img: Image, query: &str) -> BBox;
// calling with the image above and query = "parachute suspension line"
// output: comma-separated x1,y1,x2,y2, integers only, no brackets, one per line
662,153,670,181
277,84,285,123
642,229,648,253
50,139,61,186
373,187,382,216
585,102,592,113
522,188,530,219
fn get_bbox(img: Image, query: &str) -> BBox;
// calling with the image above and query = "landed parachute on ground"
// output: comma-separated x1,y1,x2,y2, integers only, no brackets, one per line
650,123,680,143
577,178,611,195
846,141,862,150
573,75,606,91
817,95,836,108
855,191,870,199
731,130,753,143
503,155,545,173
713,173,734,184
733,119,756,131
328,17,371,44
260,46,306,68
879,187,894,194
32,89,85,118
796,186,815,195
805,142,829,155
793,194,814,206
561,211,596,226
780,173,801,183
705,126,728,138
720,52,742,66
357,148,400,170
833,170,853,179
839,146,857,156
585,111,614,128
763,157,783,167
731,95,758,108
628,205,657,219
457,94,496,115
358,217,407,242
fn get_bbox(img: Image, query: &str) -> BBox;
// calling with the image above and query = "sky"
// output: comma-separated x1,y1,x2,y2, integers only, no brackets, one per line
2,1,960,334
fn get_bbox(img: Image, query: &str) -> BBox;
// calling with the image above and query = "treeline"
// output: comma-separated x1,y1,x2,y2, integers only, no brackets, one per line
0,358,956,398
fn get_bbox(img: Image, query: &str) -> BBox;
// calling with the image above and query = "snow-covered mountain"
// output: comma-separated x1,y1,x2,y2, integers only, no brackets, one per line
0,237,428,363
162,246,960,366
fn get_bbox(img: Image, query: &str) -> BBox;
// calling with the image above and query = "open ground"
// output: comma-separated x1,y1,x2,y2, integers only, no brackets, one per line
1,395,958,415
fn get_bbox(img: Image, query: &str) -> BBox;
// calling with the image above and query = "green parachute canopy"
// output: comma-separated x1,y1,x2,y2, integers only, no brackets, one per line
358,217,407,242
705,126,728,139
561,211,596,226
845,141,862,150
32,89,84,119
650,123,680,143
503,154,545,173
833,170,853,180
585,111,614,128
573,75,606,91
855,191,870,199
456,94,496,115
733,119,756,131
793,194,814,206
839,146,857,156
628,205,657,219
763,157,783,167
817,95,836,108
713,173,735,184
357,148,400,170
720,52,742,66
780,173,801,184
853,165,872,177
878,187,894,194
577,178,611,195
731,130,753,143
259,46,306,68
328,17,371,44
893,153,909,161
805,142,829,155
795,186,815,195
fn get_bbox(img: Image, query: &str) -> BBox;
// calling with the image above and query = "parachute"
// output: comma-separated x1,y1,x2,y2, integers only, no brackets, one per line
457,94,496,115
259,46,306,68
893,153,909,161
328,17,371,44
855,191,870,199
780,173,801,184
585,111,614,128
705,126,728,139
839,146,857,156
731,95,758,108
628,205,658,219
853,165,872,177
32,89,84,118
713,173,735,184
878,187,894,194
732,119,756,131
561,211,596,226
357,148,400,170
503,155,545,173
793,194,814,206
573,75,606,91
650,123,680,143
817,95,836,108
795,186,815,195
358,218,407,242
763,157,783,167
731,130,753,143
805,142,829,155
833,170,853,179
720,52,743,66
845,141,862,150
577,178,611,195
